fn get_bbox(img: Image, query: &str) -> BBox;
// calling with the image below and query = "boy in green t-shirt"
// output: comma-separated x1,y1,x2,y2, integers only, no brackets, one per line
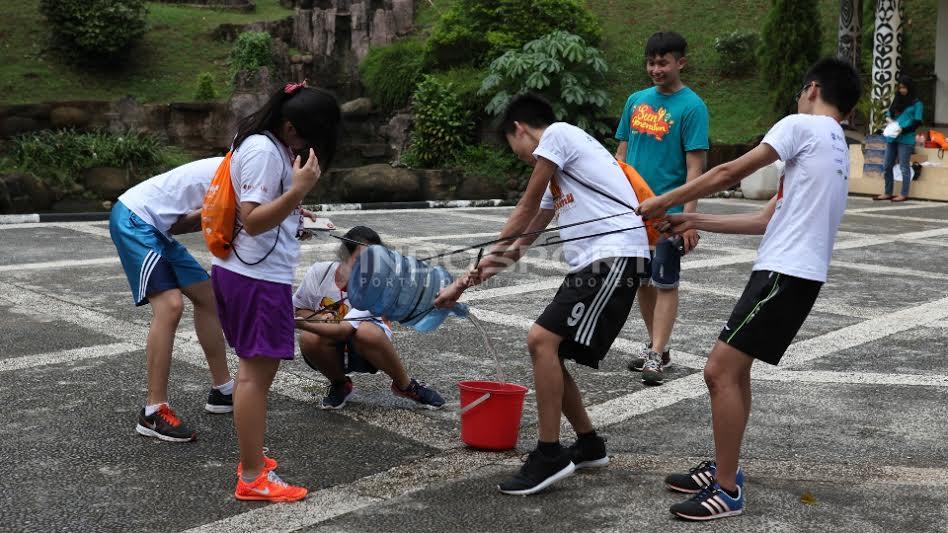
614,31,709,385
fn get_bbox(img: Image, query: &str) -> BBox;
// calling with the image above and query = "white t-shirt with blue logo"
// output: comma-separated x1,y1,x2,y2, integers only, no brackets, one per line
756,114,849,283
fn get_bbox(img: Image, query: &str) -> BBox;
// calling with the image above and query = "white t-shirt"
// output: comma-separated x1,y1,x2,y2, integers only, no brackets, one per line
535,122,650,271
293,261,393,338
212,133,304,285
118,157,224,237
755,114,849,282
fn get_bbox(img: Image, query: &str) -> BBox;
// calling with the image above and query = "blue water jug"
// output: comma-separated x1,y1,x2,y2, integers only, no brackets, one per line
348,245,469,333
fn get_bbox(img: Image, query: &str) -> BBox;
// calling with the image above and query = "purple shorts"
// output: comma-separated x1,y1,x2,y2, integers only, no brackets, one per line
212,266,295,360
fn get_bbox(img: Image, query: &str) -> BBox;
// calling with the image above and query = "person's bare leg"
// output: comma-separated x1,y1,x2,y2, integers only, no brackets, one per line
349,324,411,389
637,285,656,338
144,289,184,405
650,287,679,353
298,331,346,384
528,324,565,442
704,340,754,491
560,361,593,434
234,356,280,480
180,280,230,386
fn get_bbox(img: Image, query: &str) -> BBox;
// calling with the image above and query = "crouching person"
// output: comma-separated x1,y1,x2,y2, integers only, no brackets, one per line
293,226,445,410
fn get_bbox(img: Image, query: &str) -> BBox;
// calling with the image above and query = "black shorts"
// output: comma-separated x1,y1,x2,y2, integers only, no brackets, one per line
301,337,379,375
535,257,648,368
719,270,822,365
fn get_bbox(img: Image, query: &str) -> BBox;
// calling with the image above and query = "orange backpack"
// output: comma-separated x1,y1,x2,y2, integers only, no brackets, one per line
201,152,237,259
930,129,948,149
616,159,661,246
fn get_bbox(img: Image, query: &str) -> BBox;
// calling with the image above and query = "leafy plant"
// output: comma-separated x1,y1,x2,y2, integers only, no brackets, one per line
360,39,425,113
230,31,273,81
855,84,892,136
479,31,611,135
402,76,474,168
759,0,822,114
39,0,148,63
194,72,218,101
424,0,602,69
10,129,169,186
714,31,759,77
447,144,529,183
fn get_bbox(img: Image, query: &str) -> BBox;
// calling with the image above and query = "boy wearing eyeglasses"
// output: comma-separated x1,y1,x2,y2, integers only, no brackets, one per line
637,57,862,521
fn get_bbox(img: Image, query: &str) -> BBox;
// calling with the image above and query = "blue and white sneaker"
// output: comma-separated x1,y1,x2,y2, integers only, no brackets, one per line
670,482,744,521
664,460,744,494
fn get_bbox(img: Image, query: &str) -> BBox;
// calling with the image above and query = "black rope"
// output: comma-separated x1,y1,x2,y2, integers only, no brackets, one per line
416,209,638,262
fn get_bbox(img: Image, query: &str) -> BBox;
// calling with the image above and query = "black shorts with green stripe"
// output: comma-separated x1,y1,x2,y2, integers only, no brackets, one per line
719,270,823,365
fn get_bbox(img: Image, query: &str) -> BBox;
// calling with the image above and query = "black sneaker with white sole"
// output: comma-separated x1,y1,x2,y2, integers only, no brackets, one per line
135,405,196,442
498,447,575,496
567,434,609,469
205,388,233,414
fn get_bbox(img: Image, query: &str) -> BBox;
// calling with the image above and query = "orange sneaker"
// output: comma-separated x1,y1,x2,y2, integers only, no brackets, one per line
236,455,278,478
235,470,308,502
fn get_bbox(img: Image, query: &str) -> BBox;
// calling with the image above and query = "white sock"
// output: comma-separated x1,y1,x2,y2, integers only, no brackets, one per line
214,379,235,395
145,403,167,416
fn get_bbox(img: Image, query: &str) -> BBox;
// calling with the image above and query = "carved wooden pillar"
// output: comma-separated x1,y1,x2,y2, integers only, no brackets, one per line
870,0,904,128
837,0,862,70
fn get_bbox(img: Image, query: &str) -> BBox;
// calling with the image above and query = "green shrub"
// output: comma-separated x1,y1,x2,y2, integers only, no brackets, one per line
760,0,822,113
194,72,218,101
714,31,759,77
429,67,488,116
448,144,529,183
402,76,474,168
480,31,611,135
230,31,273,81
40,0,148,63
360,40,425,113
424,0,602,69
10,129,167,186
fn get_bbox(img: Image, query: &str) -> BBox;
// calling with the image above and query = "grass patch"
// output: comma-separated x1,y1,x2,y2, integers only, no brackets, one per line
0,0,292,104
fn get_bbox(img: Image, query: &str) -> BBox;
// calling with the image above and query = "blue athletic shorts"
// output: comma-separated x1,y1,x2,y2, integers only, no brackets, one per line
109,201,209,306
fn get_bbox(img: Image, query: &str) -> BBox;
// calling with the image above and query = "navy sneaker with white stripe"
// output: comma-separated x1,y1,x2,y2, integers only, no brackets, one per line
664,460,744,494
670,482,744,521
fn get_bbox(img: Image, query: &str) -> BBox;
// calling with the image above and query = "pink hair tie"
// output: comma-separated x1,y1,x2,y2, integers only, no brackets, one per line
284,80,308,94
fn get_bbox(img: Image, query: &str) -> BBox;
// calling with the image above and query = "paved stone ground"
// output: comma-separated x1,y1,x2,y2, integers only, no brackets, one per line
1,197,947,532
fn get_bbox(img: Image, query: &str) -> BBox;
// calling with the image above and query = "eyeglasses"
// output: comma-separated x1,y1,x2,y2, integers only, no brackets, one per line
795,81,820,100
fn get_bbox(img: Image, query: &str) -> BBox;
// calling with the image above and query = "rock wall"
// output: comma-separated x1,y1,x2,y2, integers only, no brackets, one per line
290,0,414,100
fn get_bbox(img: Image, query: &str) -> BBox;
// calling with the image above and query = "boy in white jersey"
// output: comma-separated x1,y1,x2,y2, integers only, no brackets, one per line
435,94,651,496
637,58,862,521
110,157,235,442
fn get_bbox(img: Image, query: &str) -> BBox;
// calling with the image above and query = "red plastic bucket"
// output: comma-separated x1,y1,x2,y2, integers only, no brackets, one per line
458,380,528,451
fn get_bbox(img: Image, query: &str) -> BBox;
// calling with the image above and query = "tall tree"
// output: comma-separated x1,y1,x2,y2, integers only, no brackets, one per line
760,0,823,114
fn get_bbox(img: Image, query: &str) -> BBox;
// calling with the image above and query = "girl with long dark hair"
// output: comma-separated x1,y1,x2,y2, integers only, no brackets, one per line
212,82,340,501
876,76,923,202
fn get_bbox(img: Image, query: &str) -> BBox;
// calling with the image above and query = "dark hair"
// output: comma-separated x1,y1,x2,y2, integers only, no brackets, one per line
337,225,383,261
233,86,341,171
645,32,687,59
497,93,557,141
802,57,862,115
889,75,918,116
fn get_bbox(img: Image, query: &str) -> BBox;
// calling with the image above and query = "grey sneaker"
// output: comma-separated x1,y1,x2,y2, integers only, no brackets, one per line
627,343,652,372
628,344,670,372
642,351,665,385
